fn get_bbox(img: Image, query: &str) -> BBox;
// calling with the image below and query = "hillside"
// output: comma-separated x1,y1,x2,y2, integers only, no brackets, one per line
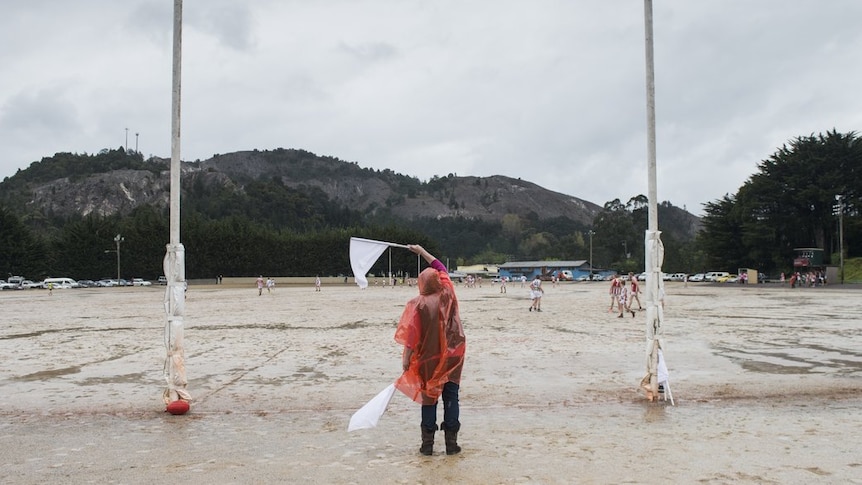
205,150,603,225
0,147,700,236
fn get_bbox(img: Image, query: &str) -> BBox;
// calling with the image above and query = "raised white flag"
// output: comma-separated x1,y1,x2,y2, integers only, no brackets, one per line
349,237,406,288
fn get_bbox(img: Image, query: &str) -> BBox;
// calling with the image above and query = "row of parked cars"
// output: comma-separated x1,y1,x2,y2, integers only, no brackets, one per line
75,278,153,288
638,271,749,283
0,276,153,290
600,271,738,282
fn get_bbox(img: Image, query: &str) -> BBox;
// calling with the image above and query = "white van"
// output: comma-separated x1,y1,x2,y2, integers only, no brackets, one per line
41,277,79,289
705,271,730,282
557,270,574,281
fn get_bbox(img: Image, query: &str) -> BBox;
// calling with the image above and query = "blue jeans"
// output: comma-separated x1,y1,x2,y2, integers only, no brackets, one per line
421,382,460,431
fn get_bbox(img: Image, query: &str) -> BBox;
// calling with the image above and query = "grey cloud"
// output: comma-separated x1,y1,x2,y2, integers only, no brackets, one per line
187,1,257,51
337,41,399,63
0,87,80,134
2,1,861,216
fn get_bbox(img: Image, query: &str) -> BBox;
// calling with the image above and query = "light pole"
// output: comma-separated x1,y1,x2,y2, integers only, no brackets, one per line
588,230,595,279
836,195,844,284
135,132,139,153
125,128,129,152
112,234,124,282
621,241,628,260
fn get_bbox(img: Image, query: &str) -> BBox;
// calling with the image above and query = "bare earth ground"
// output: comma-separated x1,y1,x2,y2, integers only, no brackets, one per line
1,279,861,484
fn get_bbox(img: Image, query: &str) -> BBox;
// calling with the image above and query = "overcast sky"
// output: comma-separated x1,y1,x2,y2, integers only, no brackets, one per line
1,1,860,216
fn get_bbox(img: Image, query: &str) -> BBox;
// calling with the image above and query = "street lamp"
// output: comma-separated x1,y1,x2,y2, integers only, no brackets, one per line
621,240,629,260
104,234,124,283
835,195,844,284
588,230,595,279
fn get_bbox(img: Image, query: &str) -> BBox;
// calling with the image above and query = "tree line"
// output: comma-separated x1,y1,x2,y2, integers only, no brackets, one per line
0,193,701,281
2,130,858,281
0,204,435,281
698,130,861,274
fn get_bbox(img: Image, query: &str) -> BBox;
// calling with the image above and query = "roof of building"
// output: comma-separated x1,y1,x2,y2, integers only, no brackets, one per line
457,264,499,273
498,260,588,269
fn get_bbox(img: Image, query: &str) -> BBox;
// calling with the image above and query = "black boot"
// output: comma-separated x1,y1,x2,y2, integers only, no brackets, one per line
440,423,461,455
420,426,436,456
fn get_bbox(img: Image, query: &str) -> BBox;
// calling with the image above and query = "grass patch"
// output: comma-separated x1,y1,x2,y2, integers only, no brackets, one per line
842,257,862,283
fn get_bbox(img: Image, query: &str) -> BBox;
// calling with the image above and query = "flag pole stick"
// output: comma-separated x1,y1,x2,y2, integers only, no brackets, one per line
350,237,409,249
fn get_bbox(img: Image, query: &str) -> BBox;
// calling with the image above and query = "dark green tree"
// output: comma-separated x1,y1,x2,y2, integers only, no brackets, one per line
592,198,639,271
0,206,51,279
700,130,862,274
698,195,745,272
53,214,119,279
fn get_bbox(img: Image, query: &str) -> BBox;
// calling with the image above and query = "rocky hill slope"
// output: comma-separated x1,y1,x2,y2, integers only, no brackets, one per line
0,147,699,237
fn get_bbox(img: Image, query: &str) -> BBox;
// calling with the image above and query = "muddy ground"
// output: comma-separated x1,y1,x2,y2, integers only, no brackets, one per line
1,279,860,484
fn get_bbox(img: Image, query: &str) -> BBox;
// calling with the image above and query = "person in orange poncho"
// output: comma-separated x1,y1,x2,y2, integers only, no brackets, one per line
394,244,466,456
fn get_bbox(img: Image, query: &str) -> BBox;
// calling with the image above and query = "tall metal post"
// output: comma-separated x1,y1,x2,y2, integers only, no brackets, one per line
163,0,190,406
644,0,658,236
588,230,595,279
641,0,667,403
114,234,123,281
837,195,845,284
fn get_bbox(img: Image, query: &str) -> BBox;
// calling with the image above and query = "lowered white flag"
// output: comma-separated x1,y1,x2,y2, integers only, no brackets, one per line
348,383,396,432
349,237,406,288
657,349,674,406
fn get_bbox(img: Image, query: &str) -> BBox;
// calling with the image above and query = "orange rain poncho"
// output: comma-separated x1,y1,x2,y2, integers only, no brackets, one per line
394,263,466,405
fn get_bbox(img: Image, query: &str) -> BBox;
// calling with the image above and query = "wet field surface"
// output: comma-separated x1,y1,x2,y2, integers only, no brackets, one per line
1,281,861,484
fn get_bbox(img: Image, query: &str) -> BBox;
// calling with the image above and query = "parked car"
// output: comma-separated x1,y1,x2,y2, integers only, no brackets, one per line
0,279,14,290
689,273,705,282
705,271,730,282
77,280,95,288
17,280,38,289
132,278,152,286
556,270,574,281
158,275,168,285
96,279,118,287
41,277,80,289
6,276,25,288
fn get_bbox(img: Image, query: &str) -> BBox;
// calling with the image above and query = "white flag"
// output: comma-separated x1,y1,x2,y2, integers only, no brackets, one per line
348,383,396,432
349,237,402,288
657,349,669,384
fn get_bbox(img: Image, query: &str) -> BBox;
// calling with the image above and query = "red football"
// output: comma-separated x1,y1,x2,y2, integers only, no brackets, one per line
165,400,190,415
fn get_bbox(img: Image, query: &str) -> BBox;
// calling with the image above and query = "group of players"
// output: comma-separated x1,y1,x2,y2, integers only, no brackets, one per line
607,272,643,318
